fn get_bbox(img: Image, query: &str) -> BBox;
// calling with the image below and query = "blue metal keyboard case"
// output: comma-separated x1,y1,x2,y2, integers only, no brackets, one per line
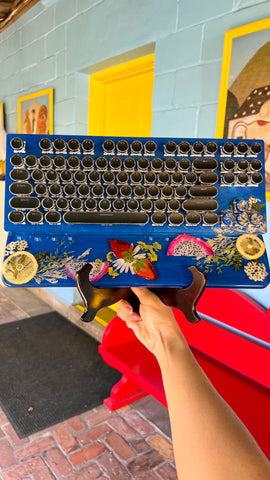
3,134,269,289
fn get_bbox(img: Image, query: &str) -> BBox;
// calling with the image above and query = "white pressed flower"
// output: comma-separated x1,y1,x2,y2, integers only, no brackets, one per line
112,244,146,274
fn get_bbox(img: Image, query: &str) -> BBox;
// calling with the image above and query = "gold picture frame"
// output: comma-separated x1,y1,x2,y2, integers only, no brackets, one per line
18,88,53,135
0,103,4,127
216,18,270,199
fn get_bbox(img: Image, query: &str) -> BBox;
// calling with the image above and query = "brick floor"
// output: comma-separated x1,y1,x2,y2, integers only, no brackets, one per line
0,287,178,479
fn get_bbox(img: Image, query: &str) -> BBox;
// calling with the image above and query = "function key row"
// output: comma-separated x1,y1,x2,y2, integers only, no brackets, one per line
10,136,263,157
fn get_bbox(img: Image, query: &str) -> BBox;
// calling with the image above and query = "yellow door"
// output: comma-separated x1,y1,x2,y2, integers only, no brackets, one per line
89,53,155,137
86,53,155,326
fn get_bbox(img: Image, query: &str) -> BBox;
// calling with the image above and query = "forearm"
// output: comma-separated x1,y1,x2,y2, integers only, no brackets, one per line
157,338,270,480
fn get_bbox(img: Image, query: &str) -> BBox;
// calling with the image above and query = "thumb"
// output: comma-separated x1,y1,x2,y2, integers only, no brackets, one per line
131,287,163,306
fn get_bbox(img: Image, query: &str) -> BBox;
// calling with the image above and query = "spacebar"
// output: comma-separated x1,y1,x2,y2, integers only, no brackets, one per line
63,211,149,225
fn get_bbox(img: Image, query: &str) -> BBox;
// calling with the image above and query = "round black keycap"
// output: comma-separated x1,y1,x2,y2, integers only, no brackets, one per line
179,158,190,170
237,172,248,184
138,157,149,170
8,210,24,223
110,157,121,169
71,198,82,210
186,212,201,225
117,171,128,183
172,172,183,183
250,142,262,154
54,156,65,168
9,196,40,210
158,172,169,183
223,141,235,154
169,213,184,225
251,159,262,171
27,210,43,224
89,171,100,182
131,171,142,183
121,185,132,197
206,141,218,154
145,140,156,153
74,170,86,182
117,140,129,152
61,170,72,182
131,140,143,153
237,142,249,154
151,158,163,170
134,185,145,197
99,199,111,211
10,168,29,181
39,138,52,150
124,157,135,169
85,198,97,210
252,172,263,184
25,155,37,167
9,182,29,202
193,141,204,153
165,158,176,170
68,156,80,169
113,199,125,210
223,158,235,170
155,199,166,210
179,141,190,153
203,212,219,225
78,184,90,196
237,159,248,170
68,138,80,151
165,141,177,154
107,184,118,196
64,184,76,196
10,137,23,150
152,212,166,225
92,184,104,196
82,156,94,169
40,155,51,168
200,172,218,184
45,210,61,224
162,185,173,197
11,155,23,166
50,184,61,195
103,139,115,152
223,172,235,184
148,185,159,197
54,138,66,150
82,139,94,151
193,158,218,170
103,171,114,183
32,169,44,182
46,170,58,182
145,171,156,183
35,183,47,195
127,199,139,210
185,172,197,184
168,199,180,211
175,185,187,197
42,197,54,209
56,197,68,210
96,156,107,169
141,199,152,211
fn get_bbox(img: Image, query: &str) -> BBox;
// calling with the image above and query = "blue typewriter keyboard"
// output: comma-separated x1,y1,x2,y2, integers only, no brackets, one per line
5,134,266,236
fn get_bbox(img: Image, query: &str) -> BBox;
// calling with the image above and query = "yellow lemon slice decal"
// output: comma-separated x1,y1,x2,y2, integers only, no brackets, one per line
2,251,38,285
236,234,265,260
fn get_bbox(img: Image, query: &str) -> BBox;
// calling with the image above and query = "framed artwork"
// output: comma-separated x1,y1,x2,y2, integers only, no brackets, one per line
17,88,53,135
216,18,270,199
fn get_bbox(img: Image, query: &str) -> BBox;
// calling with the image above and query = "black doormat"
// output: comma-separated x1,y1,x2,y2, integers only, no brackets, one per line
0,312,121,438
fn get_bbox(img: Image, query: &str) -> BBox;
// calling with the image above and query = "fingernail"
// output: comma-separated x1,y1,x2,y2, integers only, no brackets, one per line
124,305,133,314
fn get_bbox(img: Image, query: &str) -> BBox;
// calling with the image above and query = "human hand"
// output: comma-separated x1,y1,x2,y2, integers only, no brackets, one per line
117,287,187,362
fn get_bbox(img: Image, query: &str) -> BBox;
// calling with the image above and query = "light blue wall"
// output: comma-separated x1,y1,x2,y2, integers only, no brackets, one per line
1,0,270,306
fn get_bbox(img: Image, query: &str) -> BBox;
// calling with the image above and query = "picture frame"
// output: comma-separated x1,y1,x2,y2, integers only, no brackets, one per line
17,88,53,135
216,18,270,199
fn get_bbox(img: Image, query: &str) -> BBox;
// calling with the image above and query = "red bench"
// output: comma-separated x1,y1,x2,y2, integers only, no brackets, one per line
98,288,270,460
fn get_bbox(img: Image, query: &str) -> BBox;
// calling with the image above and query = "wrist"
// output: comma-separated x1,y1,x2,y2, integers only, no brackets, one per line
154,327,190,368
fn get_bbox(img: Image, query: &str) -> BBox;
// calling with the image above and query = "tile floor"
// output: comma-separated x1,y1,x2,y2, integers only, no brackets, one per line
0,286,177,480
